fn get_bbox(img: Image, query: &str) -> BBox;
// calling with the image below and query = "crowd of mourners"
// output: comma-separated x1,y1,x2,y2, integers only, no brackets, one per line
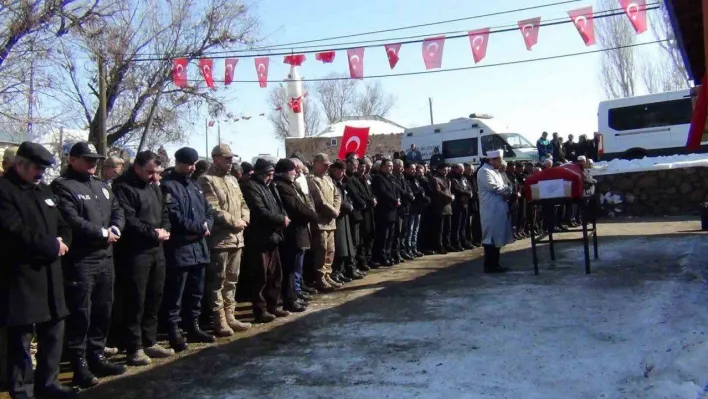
0,136,596,399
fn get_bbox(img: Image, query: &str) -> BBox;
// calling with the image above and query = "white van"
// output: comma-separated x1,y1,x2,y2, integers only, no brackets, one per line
401,114,538,166
598,89,707,160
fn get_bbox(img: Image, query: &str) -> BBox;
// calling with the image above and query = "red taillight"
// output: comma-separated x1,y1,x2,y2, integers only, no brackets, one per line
597,134,604,157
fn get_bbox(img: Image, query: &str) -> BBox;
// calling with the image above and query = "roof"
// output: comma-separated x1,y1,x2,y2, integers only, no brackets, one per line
667,0,705,85
0,131,23,144
314,115,406,138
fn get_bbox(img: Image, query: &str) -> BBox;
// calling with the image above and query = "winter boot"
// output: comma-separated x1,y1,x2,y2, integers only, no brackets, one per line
168,324,188,353
126,349,151,366
188,320,216,343
315,276,335,292
225,307,251,332
88,352,126,377
324,274,342,288
144,344,174,358
211,309,234,337
71,356,99,389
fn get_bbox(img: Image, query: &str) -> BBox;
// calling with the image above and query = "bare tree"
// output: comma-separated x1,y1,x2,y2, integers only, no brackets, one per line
314,73,359,124
52,0,259,148
354,81,396,117
267,82,322,139
596,0,638,99
641,0,689,93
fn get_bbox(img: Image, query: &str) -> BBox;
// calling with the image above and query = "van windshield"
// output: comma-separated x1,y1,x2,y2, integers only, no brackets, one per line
497,133,535,149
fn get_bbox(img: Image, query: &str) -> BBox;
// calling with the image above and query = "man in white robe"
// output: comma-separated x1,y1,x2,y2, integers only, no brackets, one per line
477,150,514,273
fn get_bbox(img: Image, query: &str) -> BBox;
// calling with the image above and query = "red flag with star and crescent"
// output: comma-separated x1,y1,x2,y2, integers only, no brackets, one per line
224,58,238,86
315,51,336,63
619,0,648,34
172,58,188,88
347,48,365,79
199,59,215,89
254,57,269,88
422,36,445,70
518,17,541,51
467,28,490,64
384,44,401,69
284,54,306,66
338,125,370,159
288,97,303,114
568,6,596,46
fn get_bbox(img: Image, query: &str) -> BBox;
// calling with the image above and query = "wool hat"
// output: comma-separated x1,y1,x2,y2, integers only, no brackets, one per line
253,158,275,174
274,158,296,173
174,147,199,165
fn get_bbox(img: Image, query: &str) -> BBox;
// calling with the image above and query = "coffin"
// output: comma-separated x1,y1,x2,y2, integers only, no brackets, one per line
524,163,584,200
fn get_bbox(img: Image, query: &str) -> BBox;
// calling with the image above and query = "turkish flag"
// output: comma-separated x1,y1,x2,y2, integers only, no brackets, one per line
288,97,303,113
338,125,370,159
224,58,238,86
422,36,445,70
619,0,648,34
467,28,490,64
172,58,188,88
568,7,596,46
385,44,401,69
284,54,306,66
199,59,215,89
687,78,708,150
254,57,269,88
518,17,541,51
315,51,336,63
208,120,215,127
347,48,365,79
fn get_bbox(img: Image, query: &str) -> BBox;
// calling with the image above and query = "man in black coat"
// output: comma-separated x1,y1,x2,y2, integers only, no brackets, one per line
391,159,415,262
357,157,377,269
112,151,174,366
0,142,79,398
329,160,362,282
273,158,317,313
371,159,399,267
449,163,473,251
344,157,370,273
51,142,126,388
431,163,454,254
160,147,216,352
405,163,429,257
238,158,290,323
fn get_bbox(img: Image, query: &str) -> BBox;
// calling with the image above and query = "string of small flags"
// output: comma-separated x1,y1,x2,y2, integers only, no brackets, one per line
172,1,648,89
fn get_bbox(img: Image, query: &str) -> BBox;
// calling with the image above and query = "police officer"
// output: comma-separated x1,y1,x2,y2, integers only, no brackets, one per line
0,142,79,398
51,142,127,388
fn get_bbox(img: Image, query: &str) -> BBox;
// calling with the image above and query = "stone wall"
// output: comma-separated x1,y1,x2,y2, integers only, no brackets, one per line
285,133,404,161
594,167,708,217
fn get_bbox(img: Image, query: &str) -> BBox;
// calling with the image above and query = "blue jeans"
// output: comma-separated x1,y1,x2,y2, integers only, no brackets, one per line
293,250,306,293
406,214,421,251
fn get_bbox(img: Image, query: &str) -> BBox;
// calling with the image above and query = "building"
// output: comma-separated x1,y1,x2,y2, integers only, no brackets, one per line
0,131,22,155
285,115,406,161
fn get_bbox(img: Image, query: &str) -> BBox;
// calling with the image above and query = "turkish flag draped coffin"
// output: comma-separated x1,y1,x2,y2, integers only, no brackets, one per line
524,164,584,201
338,126,370,160
170,3,654,88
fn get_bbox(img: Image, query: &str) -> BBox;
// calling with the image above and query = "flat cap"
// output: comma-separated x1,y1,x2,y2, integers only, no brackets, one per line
174,147,199,165
274,158,296,174
313,153,332,165
212,144,233,158
17,142,55,167
253,158,274,174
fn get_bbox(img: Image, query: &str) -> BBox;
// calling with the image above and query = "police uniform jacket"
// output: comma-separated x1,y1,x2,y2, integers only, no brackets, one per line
0,168,72,326
51,167,125,264
161,169,215,267
112,168,171,255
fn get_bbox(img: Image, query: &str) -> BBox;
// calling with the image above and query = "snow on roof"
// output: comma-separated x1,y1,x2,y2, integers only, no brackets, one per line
591,153,708,175
314,115,406,138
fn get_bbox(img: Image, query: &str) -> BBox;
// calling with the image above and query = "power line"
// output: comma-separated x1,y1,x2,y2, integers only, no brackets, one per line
133,6,660,62
182,39,668,84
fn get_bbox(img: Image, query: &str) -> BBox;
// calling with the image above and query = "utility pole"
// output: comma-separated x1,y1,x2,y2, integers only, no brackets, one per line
58,127,65,170
217,123,221,145
205,119,209,158
97,53,108,159
27,59,34,141
428,97,434,125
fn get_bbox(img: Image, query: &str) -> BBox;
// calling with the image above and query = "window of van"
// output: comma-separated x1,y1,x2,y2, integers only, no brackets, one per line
481,135,515,158
442,138,478,158
607,98,692,131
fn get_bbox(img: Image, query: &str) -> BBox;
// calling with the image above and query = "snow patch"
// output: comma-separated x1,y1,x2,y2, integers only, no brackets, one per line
592,153,708,176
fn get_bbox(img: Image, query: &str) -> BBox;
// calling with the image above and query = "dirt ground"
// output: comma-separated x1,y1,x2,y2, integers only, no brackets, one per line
2,216,707,399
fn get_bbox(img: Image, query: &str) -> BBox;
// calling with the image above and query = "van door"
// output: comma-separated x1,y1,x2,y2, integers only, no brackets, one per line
481,135,516,158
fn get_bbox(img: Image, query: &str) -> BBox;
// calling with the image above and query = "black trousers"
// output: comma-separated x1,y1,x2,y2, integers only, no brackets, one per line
279,247,299,306
360,210,375,263
419,208,433,251
432,214,452,250
64,258,114,359
509,203,519,231
351,220,367,267
471,210,482,245
395,215,409,254
120,249,166,353
373,219,395,261
483,245,501,271
161,264,206,327
7,319,64,398
451,204,469,246
252,247,283,314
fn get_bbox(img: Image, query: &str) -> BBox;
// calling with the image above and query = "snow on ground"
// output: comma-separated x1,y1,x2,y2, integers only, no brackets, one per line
175,235,708,399
592,153,708,176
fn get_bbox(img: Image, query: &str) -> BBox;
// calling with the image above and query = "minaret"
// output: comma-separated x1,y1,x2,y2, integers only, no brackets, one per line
285,65,305,138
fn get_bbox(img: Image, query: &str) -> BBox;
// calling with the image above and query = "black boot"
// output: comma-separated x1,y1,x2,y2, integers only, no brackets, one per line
71,356,99,389
188,320,216,343
88,352,126,377
168,324,188,353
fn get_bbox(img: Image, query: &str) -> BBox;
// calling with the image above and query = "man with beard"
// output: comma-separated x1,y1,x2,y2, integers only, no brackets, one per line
0,142,79,398
160,147,216,351
449,163,473,251
431,163,454,254
51,142,126,388
273,158,318,312
371,159,399,267
198,144,252,337
329,160,361,281
477,150,514,274
238,159,290,323
112,151,174,366
344,157,371,275
405,163,428,257
391,159,415,262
